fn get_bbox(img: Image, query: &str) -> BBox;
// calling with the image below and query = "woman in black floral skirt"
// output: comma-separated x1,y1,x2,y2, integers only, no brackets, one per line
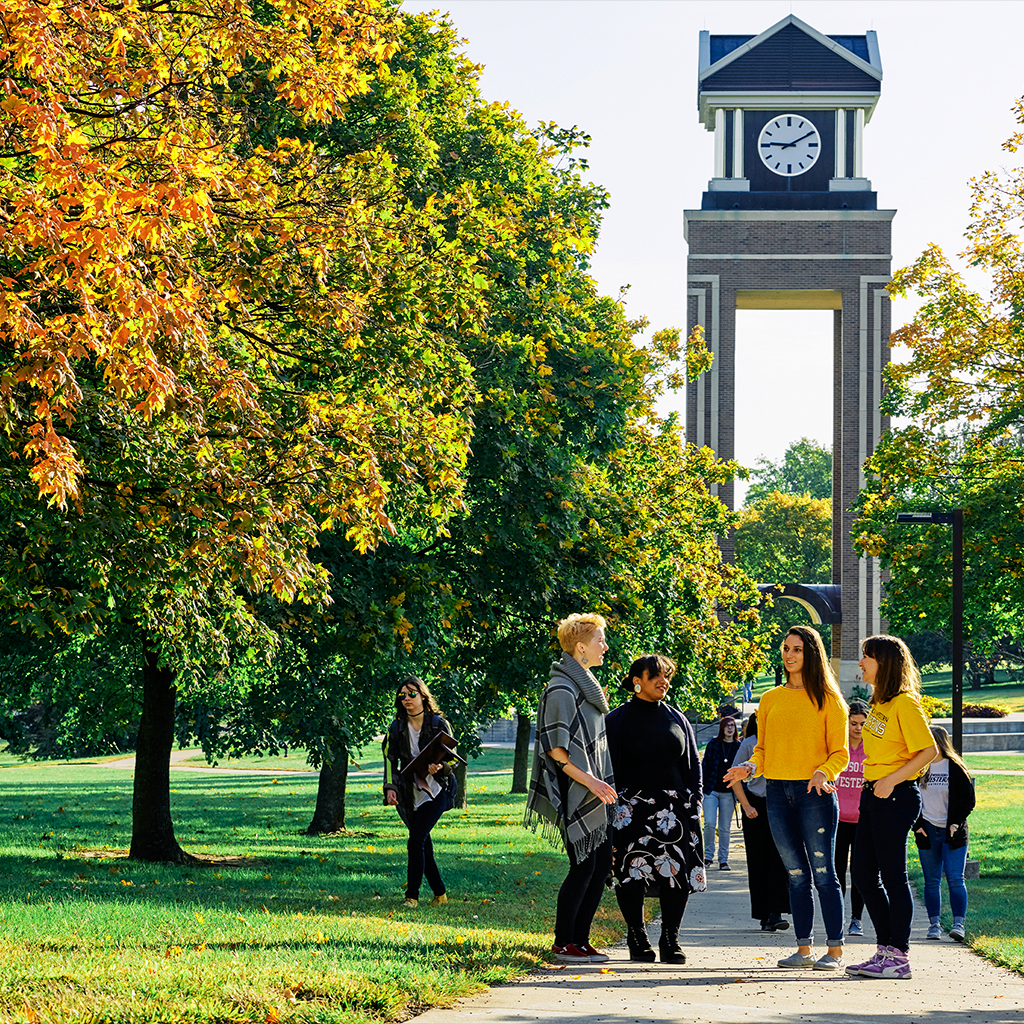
605,654,706,963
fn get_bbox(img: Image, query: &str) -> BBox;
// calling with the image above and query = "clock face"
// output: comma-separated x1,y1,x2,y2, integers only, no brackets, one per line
758,114,821,177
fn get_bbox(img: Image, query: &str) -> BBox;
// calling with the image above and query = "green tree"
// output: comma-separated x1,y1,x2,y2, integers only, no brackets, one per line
0,0,491,861
854,98,1024,687
745,438,832,505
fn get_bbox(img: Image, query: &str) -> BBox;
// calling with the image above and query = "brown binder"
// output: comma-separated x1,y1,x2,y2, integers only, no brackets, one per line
399,732,466,779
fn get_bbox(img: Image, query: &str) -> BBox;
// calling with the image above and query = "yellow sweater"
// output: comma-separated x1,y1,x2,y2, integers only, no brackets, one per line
750,685,849,782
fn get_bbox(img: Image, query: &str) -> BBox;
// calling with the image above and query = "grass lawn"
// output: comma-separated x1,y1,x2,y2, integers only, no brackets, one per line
177,747,519,777
964,754,1024,772
0,751,619,1024
908,774,1024,973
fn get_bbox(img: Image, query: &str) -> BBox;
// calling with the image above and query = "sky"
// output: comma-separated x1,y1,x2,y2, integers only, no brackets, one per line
401,0,1024,503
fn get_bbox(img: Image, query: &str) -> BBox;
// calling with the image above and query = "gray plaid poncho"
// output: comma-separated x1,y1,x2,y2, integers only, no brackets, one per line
523,652,614,859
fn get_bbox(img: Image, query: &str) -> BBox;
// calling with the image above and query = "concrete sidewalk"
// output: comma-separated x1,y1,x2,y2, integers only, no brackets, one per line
417,836,1024,1024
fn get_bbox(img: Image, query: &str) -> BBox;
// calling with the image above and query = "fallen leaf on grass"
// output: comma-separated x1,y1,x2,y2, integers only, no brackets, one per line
265,1009,282,1024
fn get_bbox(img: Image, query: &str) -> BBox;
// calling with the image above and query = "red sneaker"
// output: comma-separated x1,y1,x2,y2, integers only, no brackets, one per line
552,943,594,963
578,942,610,963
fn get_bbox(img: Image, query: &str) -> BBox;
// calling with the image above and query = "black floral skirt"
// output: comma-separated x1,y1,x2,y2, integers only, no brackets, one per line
611,787,706,896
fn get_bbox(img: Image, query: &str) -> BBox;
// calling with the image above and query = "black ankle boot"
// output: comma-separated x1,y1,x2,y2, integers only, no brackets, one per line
658,886,689,964
659,937,686,964
627,929,656,962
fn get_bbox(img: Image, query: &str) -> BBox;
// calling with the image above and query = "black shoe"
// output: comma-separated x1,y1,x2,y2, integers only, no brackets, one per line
719,862,731,871
659,941,686,964
627,929,656,962
761,913,790,932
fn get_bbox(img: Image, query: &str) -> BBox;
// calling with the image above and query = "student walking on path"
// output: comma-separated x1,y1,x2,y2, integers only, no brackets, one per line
724,626,849,972
834,699,869,936
915,724,975,942
524,613,617,965
701,716,741,870
847,634,937,981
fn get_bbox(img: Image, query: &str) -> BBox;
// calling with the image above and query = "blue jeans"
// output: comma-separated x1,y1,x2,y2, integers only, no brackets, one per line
703,790,736,864
917,821,968,920
853,780,921,953
766,779,844,946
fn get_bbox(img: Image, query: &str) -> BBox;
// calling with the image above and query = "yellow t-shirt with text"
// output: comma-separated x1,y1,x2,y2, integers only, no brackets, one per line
862,692,934,781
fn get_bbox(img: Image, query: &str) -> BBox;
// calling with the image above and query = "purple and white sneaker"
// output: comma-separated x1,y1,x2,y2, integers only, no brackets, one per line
857,946,912,979
845,945,886,976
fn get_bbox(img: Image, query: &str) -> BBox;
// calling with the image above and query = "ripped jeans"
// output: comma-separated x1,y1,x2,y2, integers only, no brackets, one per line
766,779,844,946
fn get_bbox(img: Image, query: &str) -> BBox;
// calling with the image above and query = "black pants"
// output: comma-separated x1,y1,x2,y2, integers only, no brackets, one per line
853,780,921,953
739,791,790,921
406,797,446,901
835,819,864,920
554,837,613,947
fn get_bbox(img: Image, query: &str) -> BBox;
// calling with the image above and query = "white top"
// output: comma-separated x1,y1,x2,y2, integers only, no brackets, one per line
409,724,442,810
921,757,950,827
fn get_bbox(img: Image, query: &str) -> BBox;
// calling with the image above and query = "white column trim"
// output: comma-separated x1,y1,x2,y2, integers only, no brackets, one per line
687,275,720,494
854,108,865,178
835,108,846,178
714,108,726,179
733,108,744,179
859,275,890,645
688,286,707,449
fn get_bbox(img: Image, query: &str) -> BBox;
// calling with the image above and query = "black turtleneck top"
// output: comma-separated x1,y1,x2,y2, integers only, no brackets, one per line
605,698,702,794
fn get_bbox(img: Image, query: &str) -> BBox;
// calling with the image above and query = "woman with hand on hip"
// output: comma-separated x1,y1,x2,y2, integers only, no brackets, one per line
915,724,975,943
524,613,617,964
724,625,849,972
701,716,741,870
834,700,869,936
382,676,456,908
606,654,705,963
846,635,936,981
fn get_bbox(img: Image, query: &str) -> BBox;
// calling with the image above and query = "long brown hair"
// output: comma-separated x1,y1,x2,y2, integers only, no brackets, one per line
783,625,842,711
394,675,442,724
921,724,971,785
862,634,921,704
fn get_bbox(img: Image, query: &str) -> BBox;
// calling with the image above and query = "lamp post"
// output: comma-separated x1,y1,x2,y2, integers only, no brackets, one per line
896,510,964,753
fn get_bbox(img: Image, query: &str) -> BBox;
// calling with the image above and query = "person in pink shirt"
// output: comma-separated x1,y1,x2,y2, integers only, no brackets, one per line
834,700,868,936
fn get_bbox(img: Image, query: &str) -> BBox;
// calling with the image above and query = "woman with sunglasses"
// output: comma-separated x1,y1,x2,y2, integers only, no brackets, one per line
383,676,456,908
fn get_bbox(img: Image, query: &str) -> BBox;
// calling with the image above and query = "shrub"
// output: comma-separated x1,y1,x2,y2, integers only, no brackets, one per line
920,694,952,719
962,703,1008,718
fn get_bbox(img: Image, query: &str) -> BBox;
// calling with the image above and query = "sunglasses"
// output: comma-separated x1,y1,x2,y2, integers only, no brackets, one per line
399,691,420,700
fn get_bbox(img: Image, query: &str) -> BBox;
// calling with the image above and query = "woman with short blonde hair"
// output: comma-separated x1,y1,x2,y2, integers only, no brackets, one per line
525,612,616,964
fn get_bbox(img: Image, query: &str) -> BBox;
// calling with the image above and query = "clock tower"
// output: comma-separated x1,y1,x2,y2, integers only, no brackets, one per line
684,15,894,687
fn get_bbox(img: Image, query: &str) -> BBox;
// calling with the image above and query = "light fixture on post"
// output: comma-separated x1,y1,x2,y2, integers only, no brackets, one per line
895,510,964,753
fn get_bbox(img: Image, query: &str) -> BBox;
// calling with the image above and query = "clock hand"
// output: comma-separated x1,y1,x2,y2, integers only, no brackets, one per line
779,130,816,149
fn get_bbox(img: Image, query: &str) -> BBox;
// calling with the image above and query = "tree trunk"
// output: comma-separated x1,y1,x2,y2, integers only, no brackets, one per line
454,758,468,809
130,649,194,864
306,742,349,834
511,709,531,794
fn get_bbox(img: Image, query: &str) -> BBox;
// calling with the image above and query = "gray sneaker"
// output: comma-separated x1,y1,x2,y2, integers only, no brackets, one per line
777,951,816,968
926,923,942,940
813,953,844,971
949,923,966,942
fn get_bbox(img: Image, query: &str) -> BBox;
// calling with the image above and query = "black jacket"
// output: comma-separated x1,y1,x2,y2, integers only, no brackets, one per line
701,737,742,795
382,713,454,826
913,758,975,850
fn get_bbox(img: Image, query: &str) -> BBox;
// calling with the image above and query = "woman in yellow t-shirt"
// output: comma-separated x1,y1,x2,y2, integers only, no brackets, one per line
724,625,849,972
845,635,936,982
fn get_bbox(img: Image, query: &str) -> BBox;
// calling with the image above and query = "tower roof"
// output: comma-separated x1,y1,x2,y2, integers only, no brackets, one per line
698,15,882,127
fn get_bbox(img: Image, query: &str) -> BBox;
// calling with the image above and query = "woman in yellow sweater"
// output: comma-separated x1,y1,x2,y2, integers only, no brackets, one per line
725,626,849,971
845,635,936,981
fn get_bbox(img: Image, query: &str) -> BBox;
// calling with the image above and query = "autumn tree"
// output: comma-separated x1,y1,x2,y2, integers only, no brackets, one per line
854,97,1024,685
0,0,493,861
